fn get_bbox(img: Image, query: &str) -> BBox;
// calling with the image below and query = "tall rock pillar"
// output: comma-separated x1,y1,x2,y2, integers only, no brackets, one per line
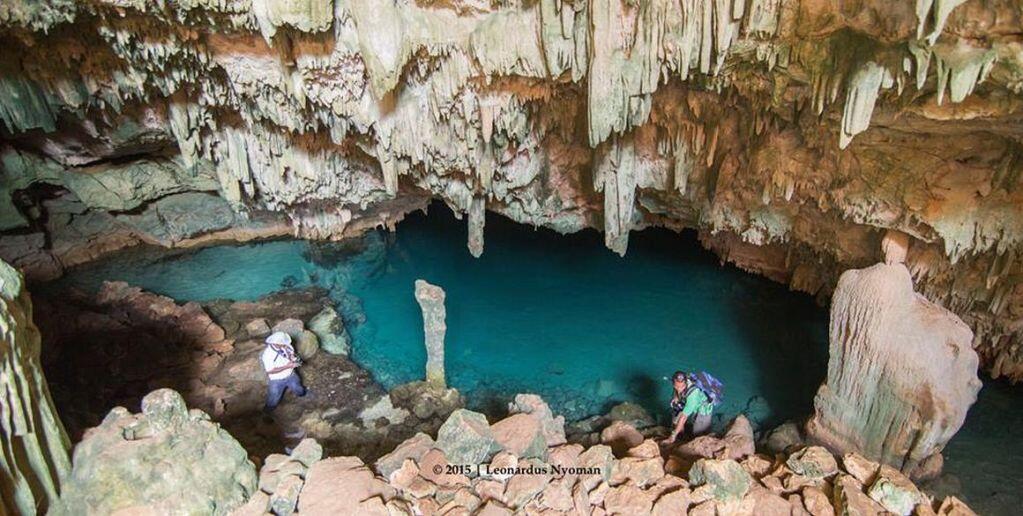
0,260,71,514
414,279,447,388
806,248,981,475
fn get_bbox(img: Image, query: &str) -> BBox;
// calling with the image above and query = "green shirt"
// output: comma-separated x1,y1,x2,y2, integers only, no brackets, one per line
680,388,714,417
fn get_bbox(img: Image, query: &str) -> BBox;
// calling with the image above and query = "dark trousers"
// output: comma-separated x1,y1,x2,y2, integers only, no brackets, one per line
265,374,306,411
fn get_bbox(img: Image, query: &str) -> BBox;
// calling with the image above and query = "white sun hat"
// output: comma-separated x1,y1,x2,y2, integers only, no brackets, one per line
266,331,292,346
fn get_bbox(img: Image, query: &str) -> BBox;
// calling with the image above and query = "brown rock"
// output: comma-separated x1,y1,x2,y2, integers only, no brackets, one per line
230,491,269,516
473,479,505,503
297,457,395,514
802,486,835,516
418,448,469,487
601,421,644,457
610,457,665,488
572,482,591,514
483,451,519,481
786,446,839,480
603,484,654,515
832,474,885,516
475,500,514,516
627,439,662,459
688,500,716,516
748,484,794,516
503,459,551,508
578,445,615,489
651,487,690,516
374,432,435,478
740,454,774,479
721,415,756,460
491,413,547,459
538,478,574,511
841,453,880,485
357,496,389,516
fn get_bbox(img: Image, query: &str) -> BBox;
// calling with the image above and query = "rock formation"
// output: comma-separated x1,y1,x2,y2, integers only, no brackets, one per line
0,0,1021,383
0,259,69,515
50,389,256,515
415,279,448,388
807,261,981,476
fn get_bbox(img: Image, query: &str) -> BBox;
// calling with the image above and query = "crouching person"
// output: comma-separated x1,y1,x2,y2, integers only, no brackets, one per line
262,331,307,412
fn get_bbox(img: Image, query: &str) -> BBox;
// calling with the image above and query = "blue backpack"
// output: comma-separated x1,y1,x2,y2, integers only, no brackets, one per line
687,371,724,406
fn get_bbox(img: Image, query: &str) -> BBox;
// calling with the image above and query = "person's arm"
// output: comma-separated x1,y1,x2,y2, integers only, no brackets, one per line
664,413,688,443
266,362,298,374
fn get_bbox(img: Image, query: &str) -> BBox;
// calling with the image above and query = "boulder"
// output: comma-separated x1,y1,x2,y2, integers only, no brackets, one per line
651,487,690,516
436,409,498,466
577,445,616,489
297,457,396,514
246,318,271,338
269,474,303,516
842,452,880,485
503,459,551,508
272,318,319,359
308,306,351,355
508,393,567,446
687,459,753,503
801,486,834,516
721,415,756,460
374,432,435,478
936,496,976,516
763,422,805,455
600,420,644,456
610,457,664,488
603,484,654,514
290,438,323,467
866,465,921,515
491,413,547,459
807,264,980,473
51,389,256,515
833,474,885,516
786,446,839,480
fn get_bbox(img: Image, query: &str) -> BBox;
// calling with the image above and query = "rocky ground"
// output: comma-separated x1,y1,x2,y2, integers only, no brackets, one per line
34,281,465,460
55,387,977,516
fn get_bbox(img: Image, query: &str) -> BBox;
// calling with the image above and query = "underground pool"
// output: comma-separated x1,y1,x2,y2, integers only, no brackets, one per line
46,204,829,429
37,204,1023,513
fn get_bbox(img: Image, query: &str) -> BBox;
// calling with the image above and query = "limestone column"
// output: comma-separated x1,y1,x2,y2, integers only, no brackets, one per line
414,280,446,388
467,197,485,258
0,260,71,514
806,253,981,476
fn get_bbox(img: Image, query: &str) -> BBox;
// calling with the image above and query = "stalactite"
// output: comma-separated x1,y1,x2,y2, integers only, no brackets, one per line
0,260,71,515
839,61,890,149
934,41,996,105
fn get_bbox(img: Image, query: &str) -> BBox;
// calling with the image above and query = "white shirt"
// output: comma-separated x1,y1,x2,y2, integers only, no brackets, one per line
261,345,296,380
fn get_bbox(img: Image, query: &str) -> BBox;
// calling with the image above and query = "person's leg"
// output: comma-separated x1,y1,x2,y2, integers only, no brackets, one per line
692,413,712,436
286,373,307,397
264,379,286,412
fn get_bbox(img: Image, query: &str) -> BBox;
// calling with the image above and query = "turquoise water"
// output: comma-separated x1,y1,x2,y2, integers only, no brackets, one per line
46,204,829,428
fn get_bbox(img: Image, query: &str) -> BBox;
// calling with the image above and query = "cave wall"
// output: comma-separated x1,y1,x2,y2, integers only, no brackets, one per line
0,259,70,514
0,1,1021,379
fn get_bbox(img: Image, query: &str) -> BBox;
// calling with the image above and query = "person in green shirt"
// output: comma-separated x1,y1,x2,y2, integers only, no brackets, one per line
662,370,714,444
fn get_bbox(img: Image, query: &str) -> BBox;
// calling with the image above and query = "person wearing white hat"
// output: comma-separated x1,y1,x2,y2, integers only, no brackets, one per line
262,331,307,412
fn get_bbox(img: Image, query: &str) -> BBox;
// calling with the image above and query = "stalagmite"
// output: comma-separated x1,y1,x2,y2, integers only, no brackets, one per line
806,259,981,476
414,279,447,389
467,196,485,258
882,230,910,265
0,259,71,514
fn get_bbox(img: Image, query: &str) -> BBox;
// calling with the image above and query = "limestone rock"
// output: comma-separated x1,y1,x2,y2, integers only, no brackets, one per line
436,409,498,466
508,393,567,446
608,401,656,429
833,474,886,516
374,432,435,479
603,484,654,514
764,422,805,455
308,306,351,356
808,264,981,474
246,318,271,338
687,459,753,503
721,415,756,460
297,457,396,514
414,279,447,388
786,446,839,480
936,496,976,516
52,389,256,515
866,465,921,515
600,420,644,457
0,260,70,515
491,413,547,460
842,453,881,485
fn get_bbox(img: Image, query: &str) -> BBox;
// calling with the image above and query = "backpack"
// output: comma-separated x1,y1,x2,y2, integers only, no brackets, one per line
687,371,724,406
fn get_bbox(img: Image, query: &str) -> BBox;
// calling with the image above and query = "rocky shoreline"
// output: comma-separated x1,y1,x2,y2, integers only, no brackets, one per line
54,388,977,516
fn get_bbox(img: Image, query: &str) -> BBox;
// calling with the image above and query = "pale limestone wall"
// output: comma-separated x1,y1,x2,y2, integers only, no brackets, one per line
0,259,70,514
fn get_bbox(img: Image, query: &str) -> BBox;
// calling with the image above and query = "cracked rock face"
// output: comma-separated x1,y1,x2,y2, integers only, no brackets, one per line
1,1,1022,379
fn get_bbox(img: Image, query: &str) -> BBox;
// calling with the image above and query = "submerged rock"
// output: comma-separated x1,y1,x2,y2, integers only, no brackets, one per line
52,389,256,515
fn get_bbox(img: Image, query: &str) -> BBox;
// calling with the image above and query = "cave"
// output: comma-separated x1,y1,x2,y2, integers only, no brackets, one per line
1,1,1022,515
